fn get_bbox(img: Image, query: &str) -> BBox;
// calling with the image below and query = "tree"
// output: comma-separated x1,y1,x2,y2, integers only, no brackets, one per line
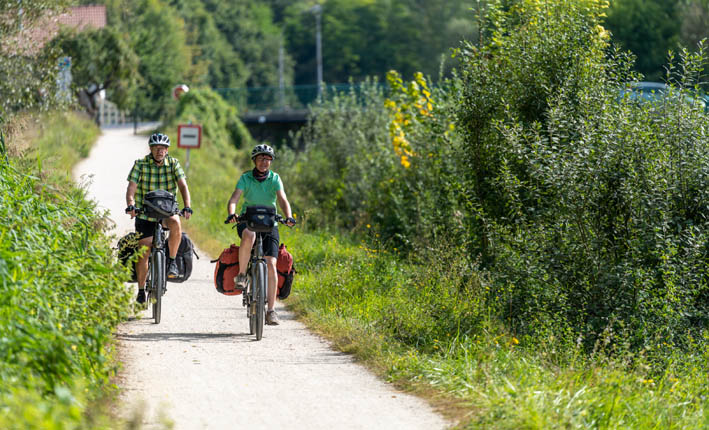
281,0,476,85
0,0,70,120
48,27,139,119
679,0,709,53
168,0,248,89
95,0,189,119
201,0,293,89
604,0,681,81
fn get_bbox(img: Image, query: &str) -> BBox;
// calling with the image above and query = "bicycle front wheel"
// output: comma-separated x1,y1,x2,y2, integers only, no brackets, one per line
252,261,267,340
151,250,165,324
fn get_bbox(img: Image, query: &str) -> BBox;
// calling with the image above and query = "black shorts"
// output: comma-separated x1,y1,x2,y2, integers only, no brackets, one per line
135,217,158,239
237,223,279,258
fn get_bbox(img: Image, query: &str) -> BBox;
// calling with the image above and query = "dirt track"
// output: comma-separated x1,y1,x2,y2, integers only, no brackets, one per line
73,127,449,429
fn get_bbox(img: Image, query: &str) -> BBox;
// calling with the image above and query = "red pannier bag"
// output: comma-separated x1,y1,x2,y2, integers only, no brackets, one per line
276,243,296,299
212,244,242,296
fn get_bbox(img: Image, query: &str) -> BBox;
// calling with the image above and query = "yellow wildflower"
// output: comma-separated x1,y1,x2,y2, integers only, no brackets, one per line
401,155,411,168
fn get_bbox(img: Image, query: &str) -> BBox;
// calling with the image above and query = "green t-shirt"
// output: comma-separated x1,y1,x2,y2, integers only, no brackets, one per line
236,170,283,214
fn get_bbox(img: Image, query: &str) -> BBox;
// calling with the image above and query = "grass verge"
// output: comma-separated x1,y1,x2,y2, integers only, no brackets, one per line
0,111,134,428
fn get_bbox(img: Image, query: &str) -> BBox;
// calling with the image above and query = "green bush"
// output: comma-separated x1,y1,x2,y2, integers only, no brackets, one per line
455,0,709,348
168,87,252,152
0,120,132,428
279,79,392,230
286,0,709,352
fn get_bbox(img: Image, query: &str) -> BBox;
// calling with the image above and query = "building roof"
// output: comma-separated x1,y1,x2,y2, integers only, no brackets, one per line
55,5,107,30
6,5,106,54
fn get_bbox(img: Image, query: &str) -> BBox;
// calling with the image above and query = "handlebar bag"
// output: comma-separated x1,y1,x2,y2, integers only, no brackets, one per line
143,190,178,219
245,205,276,233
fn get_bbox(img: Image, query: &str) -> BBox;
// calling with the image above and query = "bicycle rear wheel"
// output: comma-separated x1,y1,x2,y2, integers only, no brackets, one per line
252,261,267,340
151,250,165,324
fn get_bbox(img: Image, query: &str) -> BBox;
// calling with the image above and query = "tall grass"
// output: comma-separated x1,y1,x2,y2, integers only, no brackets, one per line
287,232,709,428
0,111,133,428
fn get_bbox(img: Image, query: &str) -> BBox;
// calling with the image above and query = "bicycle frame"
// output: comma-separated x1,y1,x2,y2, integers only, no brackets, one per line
245,233,268,340
146,221,167,324
225,209,293,340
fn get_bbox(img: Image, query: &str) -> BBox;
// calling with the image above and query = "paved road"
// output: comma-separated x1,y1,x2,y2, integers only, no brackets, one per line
73,127,449,429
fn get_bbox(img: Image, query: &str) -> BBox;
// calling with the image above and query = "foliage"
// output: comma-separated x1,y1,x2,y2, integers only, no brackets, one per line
0,0,70,37
0,114,132,428
201,0,293,89
604,0,681,81
98,0,189,119
278,79,392,230
284,0,709,355
280,0,478,85
284,225,709,429
47,26,139,117
679,0,709,56
10,111,101,177
166,87,252,152
0,1,71,120
455,0,709,348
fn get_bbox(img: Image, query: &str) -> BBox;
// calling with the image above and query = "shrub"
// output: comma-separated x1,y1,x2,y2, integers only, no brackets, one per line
455,0,709,348
0,125,132,427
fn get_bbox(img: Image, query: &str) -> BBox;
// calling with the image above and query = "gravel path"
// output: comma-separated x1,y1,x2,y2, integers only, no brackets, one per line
73,127,450,429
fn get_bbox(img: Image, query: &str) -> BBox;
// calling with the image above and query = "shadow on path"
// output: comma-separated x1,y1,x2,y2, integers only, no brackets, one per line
117,332,249,342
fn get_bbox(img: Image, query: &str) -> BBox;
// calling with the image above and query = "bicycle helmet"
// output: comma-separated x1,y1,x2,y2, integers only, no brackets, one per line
251,144,275,160
148,133,170,147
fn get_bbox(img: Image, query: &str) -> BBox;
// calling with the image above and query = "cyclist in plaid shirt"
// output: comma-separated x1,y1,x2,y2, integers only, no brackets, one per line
125,132,193,304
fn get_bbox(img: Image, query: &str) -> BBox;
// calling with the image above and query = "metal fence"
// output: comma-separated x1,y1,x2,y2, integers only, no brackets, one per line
215,83,388,113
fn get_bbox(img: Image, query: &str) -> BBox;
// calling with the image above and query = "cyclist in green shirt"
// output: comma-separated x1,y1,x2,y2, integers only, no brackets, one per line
125,133,193,304
226,144,295,325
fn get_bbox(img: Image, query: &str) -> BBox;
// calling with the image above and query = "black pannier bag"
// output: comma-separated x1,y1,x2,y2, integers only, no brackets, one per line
245,205,276,232
117,232,140,282
165,232,199,283
143,190,178,219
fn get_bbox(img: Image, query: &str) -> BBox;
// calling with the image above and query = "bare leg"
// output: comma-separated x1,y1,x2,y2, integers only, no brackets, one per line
164,215,181,259
239,228,255,275
265,256,277,311
136,236,152,288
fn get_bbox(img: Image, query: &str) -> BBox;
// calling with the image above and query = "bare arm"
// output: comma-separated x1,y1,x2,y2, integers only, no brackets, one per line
276,188,294,225
126,181,137,206
177,178,191,219
126,181,138,218
227,188,243,219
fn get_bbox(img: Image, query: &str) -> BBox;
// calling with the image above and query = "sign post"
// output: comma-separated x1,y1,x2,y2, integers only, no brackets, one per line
177,124,201,175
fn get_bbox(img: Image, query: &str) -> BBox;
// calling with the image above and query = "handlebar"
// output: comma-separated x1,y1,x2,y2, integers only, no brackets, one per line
224,213,296,226
126,206,185,217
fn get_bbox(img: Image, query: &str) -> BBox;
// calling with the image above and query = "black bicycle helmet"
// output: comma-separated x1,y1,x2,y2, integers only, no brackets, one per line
251,144,275,160
148,132,170,147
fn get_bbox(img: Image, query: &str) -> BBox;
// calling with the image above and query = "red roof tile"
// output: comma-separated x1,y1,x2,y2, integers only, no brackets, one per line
5,5,106,54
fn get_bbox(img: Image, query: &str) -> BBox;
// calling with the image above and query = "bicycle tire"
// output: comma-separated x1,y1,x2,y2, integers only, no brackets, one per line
253,261,267,340
152,250,165,324
248,275,256,335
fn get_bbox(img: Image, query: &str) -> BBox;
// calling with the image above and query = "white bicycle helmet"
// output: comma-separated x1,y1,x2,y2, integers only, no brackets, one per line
148,132,170,147
251,144,275,159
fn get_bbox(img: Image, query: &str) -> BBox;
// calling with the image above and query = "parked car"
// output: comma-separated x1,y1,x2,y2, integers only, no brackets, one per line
620,81,708,112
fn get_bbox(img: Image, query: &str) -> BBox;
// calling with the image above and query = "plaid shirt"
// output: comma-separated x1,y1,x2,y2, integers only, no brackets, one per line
127,154,186,221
